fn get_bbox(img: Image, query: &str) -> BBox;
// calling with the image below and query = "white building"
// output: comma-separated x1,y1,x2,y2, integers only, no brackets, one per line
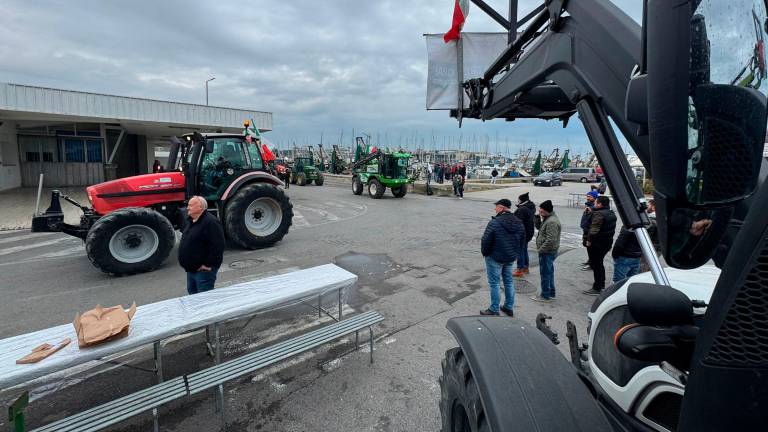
0,82,272,191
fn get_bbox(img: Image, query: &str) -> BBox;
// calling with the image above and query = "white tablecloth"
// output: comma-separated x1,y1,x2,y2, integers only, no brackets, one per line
0,264,357,389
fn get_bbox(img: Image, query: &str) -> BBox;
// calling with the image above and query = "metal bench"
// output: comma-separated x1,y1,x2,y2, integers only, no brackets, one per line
31,377,188,432
30,310,384,432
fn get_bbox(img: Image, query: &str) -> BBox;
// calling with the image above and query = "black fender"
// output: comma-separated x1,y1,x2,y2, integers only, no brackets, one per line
446,316,613,432
220,171,285,202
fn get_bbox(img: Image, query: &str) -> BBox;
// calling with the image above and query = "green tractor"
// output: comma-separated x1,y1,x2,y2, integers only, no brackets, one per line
350,137,414,199
290,150,324,186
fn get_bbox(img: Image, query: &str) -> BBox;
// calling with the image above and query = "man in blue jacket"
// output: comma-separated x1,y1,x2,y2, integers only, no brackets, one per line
480,198,525,316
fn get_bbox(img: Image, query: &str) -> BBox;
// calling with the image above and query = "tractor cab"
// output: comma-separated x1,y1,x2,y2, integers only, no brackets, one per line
167,132,266,201
380,152,411,180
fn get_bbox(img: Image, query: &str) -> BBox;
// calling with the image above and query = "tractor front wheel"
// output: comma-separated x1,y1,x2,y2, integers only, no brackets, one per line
297,172,307,186
352,176,363,195
391,185,407,198
439,347,489,432
85,207,176,275
368,178,385,199
315,174,324,186
225,183,293,249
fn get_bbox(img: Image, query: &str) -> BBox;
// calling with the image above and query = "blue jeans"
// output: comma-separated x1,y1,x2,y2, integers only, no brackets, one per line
538,252,557,299
517,242,530,269
485,256,515,312
186,267,220,295
613,257,641,283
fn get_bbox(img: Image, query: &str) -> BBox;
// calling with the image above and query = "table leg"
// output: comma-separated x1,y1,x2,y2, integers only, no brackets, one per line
369,327,374,364
318,294,322,318
338,288,343,321
355,330,359,351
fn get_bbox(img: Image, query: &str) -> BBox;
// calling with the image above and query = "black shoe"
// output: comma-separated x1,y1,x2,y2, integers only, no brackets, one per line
581,261,590,266
500,306,514,317
582,288,602,296
480,309,500,316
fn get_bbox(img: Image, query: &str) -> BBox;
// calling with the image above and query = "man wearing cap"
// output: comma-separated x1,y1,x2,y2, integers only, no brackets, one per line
583,195,617,295
480,199,525,316
580,190,599,270
533,200,561,302
513,192,536,276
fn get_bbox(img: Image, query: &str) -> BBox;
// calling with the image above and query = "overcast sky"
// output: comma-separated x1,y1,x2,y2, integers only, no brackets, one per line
0,0,642,156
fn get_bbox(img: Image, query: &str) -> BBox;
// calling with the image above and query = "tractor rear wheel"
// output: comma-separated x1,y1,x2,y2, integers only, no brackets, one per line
290,174,297,184
85,207,175,275
391,185,407,198
439,347,490,432
225,183,293,249
352,176,363,195
297,172,307,186
368,178,385,199
315,174,324,186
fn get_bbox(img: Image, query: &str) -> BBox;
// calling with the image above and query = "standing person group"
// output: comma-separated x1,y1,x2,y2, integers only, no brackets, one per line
512,192,536,277
532,200,561,302
583,196,617,295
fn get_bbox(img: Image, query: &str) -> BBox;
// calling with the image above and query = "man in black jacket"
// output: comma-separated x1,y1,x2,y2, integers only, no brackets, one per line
583,196,617,295
178,196,226,295
513,192,536,276
612,226,642,282
480,199,525,316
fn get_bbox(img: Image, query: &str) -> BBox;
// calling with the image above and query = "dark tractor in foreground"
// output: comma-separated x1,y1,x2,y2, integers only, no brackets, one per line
436,0,768,431
32,131,293,275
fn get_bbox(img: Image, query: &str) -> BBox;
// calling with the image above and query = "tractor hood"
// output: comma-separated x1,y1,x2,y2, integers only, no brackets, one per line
87,172,186,215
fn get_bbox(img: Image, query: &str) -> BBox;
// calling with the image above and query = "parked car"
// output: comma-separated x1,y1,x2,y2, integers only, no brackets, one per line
533,171,563,186
560,167,598,182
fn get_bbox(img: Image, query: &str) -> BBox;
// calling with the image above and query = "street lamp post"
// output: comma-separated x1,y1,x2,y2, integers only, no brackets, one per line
205,77,215,106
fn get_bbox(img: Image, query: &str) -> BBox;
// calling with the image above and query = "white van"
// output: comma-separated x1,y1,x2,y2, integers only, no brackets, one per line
560,167,598,182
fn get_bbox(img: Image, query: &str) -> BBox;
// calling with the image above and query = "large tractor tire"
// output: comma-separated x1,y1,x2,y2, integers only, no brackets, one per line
352,176,363,195
225,183,293,249
297,172,307,186
439,347,490,432
391,185,407,198
290,174,297,185
315,173,324,186
85,207,176,276
368,178,385,199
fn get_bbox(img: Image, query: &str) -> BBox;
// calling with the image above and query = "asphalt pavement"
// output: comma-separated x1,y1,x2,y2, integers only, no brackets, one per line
0,181,610,431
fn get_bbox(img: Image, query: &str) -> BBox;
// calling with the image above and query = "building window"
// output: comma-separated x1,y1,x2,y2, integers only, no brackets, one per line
64,139,86,162
26,152,40,162
86,140,103,162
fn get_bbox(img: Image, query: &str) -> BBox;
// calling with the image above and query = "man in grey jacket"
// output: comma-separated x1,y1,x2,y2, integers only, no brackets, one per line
532,200,561,302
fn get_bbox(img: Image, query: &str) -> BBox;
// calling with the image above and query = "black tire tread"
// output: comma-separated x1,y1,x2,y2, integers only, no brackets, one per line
224,183,293,249
85,207,175,276
439,347,490,432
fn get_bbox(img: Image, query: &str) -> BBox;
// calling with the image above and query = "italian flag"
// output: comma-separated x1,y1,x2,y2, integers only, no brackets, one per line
443,0,470,43
244,119,275,162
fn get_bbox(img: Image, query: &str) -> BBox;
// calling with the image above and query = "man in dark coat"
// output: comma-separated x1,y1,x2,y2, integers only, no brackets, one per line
583,196,617,295
480,198,525,316
612,226,642,282
178,196,226,295
580,190,599,270
513,192,536,276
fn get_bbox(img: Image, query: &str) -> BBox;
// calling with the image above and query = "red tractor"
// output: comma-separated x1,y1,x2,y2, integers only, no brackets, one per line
32,131,293,275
